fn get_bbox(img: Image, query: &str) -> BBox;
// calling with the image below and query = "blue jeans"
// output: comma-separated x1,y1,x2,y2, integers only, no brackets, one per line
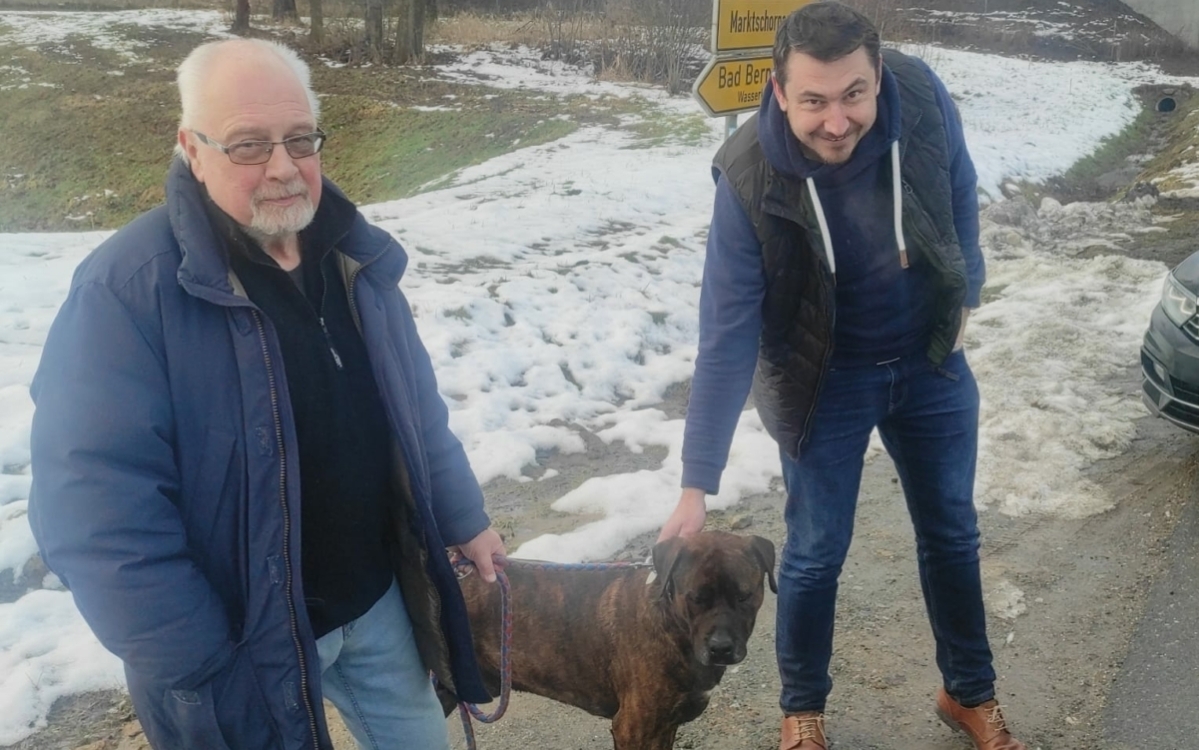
316,578,451,750
776,349,996,713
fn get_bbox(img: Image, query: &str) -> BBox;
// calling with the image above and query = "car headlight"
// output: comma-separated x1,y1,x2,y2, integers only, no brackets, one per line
1162,273,1198,328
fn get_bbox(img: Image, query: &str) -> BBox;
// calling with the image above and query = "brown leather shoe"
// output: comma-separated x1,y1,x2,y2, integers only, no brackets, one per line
780,711,827,750
935,688,1027,750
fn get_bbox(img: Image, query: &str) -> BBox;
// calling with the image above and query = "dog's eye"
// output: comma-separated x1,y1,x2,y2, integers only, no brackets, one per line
736,590,754,603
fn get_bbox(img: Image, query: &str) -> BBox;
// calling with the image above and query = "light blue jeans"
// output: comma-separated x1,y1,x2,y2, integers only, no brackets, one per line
316,578,451,750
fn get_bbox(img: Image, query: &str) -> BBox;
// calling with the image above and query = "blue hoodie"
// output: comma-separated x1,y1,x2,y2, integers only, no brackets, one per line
682,59,984,495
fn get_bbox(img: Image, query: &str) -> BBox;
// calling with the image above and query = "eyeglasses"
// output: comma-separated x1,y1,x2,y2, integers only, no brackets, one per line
191,129,327,166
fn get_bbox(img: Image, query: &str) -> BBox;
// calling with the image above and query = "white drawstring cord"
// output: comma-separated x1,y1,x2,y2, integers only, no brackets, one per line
891,141,909,269
805,177,836,275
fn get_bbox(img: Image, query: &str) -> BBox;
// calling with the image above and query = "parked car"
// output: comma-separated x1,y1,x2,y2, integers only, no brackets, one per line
1142,251,1199,433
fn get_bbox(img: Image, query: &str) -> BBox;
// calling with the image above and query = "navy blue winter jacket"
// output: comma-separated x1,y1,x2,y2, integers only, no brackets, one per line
682,59,984,494
28,160,491,749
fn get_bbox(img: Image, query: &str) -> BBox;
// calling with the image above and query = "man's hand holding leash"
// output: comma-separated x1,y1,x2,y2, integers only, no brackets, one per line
453,528,508,583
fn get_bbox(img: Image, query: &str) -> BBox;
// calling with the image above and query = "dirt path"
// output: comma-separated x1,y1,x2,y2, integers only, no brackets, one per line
12,399,1195,750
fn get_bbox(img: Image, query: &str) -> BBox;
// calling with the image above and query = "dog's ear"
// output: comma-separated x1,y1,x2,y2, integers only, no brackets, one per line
749,535,778,594
652,536,689,601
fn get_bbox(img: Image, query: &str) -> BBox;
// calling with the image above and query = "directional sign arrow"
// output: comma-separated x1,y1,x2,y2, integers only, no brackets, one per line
692,55,773,118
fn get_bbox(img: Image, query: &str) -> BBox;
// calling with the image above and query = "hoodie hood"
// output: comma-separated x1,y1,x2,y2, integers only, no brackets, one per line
757,61,902,183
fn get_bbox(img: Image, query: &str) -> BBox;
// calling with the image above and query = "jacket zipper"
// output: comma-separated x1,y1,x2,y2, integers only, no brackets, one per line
252,309,321,750
797,278,835,459
318,317,344,370
345,264,364,335
345,255,454,689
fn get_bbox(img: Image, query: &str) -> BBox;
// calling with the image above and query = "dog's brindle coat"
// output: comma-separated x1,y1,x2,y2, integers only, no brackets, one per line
453,531,778,750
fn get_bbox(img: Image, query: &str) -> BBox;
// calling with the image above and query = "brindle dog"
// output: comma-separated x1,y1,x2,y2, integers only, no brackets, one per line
450,531,778,750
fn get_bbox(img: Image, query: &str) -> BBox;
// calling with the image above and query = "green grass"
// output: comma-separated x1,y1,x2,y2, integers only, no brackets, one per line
318,93,574,204
622,109,711,149
0,27,593,231
0,16,719,232
1057,105,1158,189
0,41,183,231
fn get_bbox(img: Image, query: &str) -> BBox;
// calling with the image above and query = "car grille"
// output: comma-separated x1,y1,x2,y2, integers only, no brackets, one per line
1172,377,1199,404
1143,351,1199,432
1164,399,1199,423
1184,317,1199,343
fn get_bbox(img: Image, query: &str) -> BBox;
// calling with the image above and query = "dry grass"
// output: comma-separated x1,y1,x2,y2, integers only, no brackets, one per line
594,55,638,83
427,11,611,49
0,0,221,8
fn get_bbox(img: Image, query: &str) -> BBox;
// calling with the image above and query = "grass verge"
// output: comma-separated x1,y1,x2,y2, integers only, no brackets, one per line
0,13,717,232
0,37,184,231
0,25,600,231
1134,87,1199,197
318,92,575,203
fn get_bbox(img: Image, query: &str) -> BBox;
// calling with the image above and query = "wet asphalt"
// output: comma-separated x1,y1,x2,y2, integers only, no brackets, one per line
1105,476,1199,749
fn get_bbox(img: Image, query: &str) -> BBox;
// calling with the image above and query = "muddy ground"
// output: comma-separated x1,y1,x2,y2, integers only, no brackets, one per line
428,396,1199,750
13,401,1198,750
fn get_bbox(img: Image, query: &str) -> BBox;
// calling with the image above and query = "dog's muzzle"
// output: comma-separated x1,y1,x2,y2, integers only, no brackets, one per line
704,632,746,666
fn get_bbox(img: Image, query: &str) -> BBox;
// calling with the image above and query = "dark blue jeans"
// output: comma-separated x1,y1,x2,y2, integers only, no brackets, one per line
776,349,996,713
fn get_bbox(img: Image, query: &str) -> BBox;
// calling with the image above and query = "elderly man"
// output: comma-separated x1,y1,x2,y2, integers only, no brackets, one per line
659,4,1024,750
28,38,504,750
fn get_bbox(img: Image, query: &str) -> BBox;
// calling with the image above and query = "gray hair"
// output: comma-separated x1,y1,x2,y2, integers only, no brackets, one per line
174,39,320,163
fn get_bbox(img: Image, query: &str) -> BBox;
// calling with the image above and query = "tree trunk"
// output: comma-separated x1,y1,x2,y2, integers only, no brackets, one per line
393,0,425,64
365,0,385,58
273,0,299,22
309,0,324,44
232,0,251,32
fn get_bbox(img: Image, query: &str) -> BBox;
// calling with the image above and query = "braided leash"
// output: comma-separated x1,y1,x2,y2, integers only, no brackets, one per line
451,557,652,750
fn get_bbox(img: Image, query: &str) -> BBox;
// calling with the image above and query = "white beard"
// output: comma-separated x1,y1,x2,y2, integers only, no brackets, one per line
247,178,316,240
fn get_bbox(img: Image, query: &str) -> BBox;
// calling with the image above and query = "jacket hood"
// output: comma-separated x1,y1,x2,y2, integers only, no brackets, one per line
757,62,902,182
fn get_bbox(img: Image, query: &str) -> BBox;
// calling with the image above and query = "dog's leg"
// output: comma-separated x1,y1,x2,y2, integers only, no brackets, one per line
610,710,678,750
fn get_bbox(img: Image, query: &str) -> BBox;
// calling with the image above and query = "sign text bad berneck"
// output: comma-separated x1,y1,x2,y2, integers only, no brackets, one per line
692,56,773,117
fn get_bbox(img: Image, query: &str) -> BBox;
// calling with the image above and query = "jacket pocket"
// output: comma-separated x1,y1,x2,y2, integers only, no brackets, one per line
165,681,231,750
933,348,967,381
166,644,280,750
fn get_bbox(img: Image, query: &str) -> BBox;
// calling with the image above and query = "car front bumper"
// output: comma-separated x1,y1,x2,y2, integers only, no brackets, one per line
1142,304,1199,434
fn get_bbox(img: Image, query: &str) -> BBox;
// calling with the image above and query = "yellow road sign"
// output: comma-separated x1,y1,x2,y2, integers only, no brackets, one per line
712,0,814,53
692,55,773,118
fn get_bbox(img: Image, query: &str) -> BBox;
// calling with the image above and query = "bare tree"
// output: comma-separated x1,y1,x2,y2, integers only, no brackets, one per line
232,0,251,32
309,0,324,44
273,0,299,22
394,0,427,63
365,0,386,57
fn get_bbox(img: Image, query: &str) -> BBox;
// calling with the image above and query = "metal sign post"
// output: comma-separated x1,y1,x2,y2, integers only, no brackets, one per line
692,0,814,139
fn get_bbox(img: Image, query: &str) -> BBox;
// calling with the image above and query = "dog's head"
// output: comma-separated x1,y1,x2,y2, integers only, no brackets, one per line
651,531,777,667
